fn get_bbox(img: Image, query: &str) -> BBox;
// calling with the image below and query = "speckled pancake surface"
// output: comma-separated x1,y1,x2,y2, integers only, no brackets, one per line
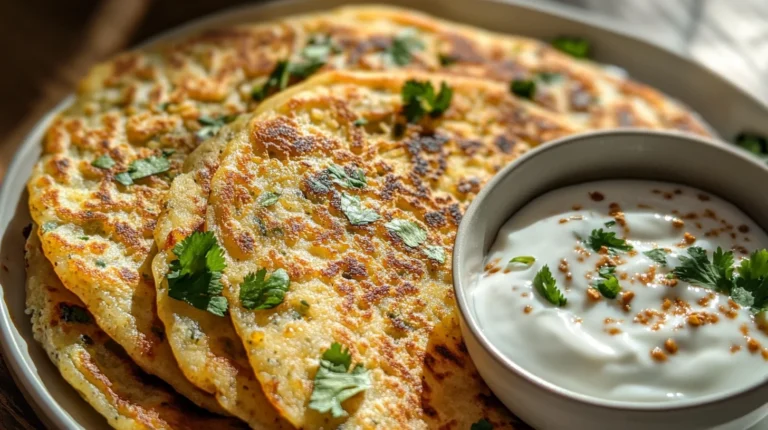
157,70,579,429
25,4,712,427
25,226,245,430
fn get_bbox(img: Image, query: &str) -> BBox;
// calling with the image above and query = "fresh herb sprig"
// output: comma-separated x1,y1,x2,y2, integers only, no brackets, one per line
533,265,567,306
552,36,590,58
592,266,622,299
308,343,371,417
166,231,228,316
401,80,453,123
585,228,633,254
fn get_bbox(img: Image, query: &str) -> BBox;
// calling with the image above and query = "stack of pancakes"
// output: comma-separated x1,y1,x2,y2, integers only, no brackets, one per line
24,5,710,429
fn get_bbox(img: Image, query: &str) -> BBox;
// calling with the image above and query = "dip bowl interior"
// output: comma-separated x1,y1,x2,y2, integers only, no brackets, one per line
453,130,768,430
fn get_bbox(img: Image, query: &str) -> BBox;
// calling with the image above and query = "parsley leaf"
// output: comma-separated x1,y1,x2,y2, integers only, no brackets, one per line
593,266,622,299
196,114,237,140
509,256,535,266
735,132,768,156
258,192,281,207
387,28,424,66
328,164,366,189
585,228,633,253
309,343,371,418
552,36,590,58
114,154,171,186
471,419,494,430
239,268,290,310
166,231,228,316
533,265,567,306
385,219,427,248
424,245,446,264
401,80,453,123
510,79,536,99
673,247,734,294
60,304,91,324
340,193,380,226
91,154,115,169
643,248,668,266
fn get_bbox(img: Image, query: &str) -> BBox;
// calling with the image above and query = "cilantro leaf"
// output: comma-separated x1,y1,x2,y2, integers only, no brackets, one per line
537,72,562,84
604,220,616,228
735,132,768,156
424,245,446,264
167,231,228,316
114,154,171,186
196,114,237,140
509,256,535,266
438,53,457,66
385,219,427,248
239,268,290,310
643,249,668,266
731,286,755,308
471,419,494,430
353,118,368,127
387,28,424,66
735,249,768,312
60,304,91,324
593,270,622,299
91,154,115,169
401,80,453,123
328,164,366,189
510,79,536,99
340,193,380,226
533,265,567,306
258,192,281,207
585,228,633,253
673,247,734,294
552,36,590,58
251,61,291,101
309,343,370,418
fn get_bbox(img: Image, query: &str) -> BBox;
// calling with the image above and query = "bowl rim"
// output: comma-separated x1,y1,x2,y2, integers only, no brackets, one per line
452,128,768,412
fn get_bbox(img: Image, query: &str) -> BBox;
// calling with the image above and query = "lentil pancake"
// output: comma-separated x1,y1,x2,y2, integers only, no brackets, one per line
156,70,581,429
25,226,245,430
24,4,711,425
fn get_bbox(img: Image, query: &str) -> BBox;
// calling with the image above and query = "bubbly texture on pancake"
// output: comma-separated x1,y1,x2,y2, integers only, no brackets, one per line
25,226,245,430
157,70,578,429
25,4,712,427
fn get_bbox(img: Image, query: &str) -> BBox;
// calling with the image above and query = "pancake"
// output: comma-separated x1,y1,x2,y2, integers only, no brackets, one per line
26,4,710,422
24,225,245,430
156,70,580,429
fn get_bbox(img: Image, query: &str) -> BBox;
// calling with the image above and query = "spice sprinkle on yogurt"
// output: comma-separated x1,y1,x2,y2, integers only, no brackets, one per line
472,180,768,402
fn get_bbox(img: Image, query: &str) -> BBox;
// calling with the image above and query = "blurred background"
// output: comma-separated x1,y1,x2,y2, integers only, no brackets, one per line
0,0,765,427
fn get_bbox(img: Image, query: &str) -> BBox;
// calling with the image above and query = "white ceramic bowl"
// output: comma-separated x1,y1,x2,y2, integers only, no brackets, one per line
453,130,768,430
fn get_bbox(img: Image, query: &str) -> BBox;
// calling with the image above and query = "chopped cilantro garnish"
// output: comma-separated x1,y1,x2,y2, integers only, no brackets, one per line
593,265,622,299
401,80,453,123
239,268,290,310
533,265,567,306
604,220,616,228
438,53,457,66
734,250,768,311
251,37,332,101
91,154,115,169
327,164,366,189
385,219,427,248
116,154,171,186
537,72,562,83
79,236,89,241
552,36,590,58
387,28,424,66
643,248,668,266
510,79,536,100
340,193,380,226
60,304,91,324
424,245,446,264
509,256,535,266
196,115,237,140
735,132,768,156
353,118,368,127
258,191,281,207
308,343,371,417
585,228,633,253
95,259,107,268
251,61,291,101
471,419,494,430
673,247,734,294
166,231,228,316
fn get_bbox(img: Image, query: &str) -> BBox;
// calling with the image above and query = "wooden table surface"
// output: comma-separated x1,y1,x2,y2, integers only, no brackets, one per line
1,0,766,428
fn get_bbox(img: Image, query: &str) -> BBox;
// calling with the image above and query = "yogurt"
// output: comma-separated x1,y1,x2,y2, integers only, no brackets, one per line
471,180,768,402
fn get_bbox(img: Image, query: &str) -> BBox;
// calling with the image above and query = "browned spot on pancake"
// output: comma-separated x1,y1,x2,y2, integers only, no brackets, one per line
494,135,516,154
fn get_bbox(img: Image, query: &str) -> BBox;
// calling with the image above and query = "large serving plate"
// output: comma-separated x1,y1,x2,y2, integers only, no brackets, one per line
3,1,767,428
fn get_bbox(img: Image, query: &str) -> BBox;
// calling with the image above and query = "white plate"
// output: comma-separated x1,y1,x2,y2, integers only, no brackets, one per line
3,1,767,428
